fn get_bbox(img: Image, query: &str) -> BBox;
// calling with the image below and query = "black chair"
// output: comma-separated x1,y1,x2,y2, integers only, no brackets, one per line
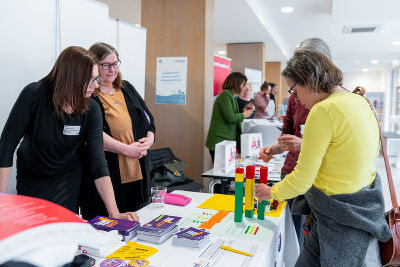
148,148,204,193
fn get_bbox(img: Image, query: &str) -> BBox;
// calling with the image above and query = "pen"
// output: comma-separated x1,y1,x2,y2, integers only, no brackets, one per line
220,245,253,257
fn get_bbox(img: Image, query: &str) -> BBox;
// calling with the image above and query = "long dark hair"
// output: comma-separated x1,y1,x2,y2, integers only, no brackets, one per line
89,42,122,91
41,46,96,120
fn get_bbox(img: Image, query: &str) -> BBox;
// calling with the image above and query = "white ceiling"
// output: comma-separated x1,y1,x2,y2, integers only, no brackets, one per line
214,0,400,73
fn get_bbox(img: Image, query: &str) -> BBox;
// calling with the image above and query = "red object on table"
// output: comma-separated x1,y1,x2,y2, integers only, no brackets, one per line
272,200,279,209
246,165,255,179
259,166,268,184
236,167,244,174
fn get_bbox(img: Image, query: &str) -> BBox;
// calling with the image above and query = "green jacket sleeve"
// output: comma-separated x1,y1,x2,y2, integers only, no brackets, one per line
218,92,245,123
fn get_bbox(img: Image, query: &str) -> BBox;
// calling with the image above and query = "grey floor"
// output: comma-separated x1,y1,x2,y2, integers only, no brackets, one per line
375,156,400,212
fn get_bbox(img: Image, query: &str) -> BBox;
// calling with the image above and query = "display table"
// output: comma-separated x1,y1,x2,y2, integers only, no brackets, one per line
96,190,299,267
202,155,286,193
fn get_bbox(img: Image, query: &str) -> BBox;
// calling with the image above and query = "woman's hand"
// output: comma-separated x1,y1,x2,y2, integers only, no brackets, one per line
110,211,139,221
278,134,302,152
255,184,272,201
259,146,274,162
138,131,155,148
259,143,282,162
243,108,254,118
123,142,147,158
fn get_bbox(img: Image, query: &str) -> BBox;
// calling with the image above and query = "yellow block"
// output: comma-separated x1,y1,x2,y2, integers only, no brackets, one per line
197,194,286,218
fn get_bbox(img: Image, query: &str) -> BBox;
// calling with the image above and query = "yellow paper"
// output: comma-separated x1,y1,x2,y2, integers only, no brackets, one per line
197,194,286,217
107,241,158,260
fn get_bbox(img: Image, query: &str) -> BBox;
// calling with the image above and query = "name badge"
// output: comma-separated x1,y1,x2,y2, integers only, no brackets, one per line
63,125,81,136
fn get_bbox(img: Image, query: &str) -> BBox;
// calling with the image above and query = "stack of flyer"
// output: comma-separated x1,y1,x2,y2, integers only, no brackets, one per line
137,214,181,244
173,227,210,248
88,216,140,241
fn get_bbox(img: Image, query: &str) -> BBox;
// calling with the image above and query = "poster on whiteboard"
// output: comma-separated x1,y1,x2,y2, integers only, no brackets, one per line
245,67,263,95
156,57,187,105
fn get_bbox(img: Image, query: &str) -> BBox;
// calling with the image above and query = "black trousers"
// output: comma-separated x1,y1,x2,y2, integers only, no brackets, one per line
209,149,215,162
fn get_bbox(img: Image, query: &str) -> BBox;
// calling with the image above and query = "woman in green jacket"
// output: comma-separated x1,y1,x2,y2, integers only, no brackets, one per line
206,72,254,162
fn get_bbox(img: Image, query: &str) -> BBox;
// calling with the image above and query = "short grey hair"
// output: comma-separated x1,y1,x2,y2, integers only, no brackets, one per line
296,37,332,60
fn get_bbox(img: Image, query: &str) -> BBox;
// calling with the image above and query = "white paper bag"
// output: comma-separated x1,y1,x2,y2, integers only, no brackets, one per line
213,141,236,175
241,133,263,157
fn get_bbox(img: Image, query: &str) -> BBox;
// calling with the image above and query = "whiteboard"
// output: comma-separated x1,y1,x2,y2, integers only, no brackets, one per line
0,0,57,193
118,21,147,98
59,0,109,51
245,67,263,94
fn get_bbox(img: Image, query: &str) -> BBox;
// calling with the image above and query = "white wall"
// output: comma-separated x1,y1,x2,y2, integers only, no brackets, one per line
97,0,141,25
0,0,146,194
343,70,386,92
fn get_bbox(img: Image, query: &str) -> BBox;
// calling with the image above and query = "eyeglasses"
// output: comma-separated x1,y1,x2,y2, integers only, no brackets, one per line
288,83,297,97
91,76,101,85
99,61,121,70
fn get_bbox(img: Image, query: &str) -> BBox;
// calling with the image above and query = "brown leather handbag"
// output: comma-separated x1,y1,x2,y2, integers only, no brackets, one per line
353,87,400,266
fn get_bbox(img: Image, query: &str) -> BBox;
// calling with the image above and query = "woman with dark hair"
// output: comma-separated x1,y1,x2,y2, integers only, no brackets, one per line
206,72,253,162
78,42,155,220
254,81,271,118
0,46,137,220
255,50,391,266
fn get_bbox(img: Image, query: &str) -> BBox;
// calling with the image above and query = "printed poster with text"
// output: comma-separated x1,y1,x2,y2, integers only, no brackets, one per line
214,55,231,97
156,57,187,105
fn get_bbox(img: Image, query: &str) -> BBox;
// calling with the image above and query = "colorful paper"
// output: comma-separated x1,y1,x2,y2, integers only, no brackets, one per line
197,194,286,217
107,241,158,260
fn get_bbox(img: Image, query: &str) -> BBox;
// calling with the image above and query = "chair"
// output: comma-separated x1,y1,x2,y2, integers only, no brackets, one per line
148,148,203,193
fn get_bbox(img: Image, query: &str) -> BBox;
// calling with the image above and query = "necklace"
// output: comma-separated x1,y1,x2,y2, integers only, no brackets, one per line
100,86,120,107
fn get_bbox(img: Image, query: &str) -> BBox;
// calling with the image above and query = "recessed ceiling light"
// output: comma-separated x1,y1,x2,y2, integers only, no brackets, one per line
135,24,141,27
362,68,369,72
392,41,400,46
281,7,293,13
218,50,226,55
370,60,379,64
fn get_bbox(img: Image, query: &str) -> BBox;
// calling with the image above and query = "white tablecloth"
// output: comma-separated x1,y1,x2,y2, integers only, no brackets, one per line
119,190,300,267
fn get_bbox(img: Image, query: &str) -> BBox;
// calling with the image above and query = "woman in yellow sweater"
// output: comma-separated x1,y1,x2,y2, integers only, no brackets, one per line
255,50,391,266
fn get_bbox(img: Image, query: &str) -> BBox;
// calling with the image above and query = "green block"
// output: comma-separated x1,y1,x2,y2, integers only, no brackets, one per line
257,200,267,220
234,181,244,222
245,209,254,218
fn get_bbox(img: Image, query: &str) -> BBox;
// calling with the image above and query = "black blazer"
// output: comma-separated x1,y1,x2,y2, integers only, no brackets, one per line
79,80,156,219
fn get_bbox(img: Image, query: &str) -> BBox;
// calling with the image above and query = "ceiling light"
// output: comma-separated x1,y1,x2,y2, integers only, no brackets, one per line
218,50,226,55
135,24,141,27
281,7,293,13
362,68,368,72
392,41,400,46
370,60,379,64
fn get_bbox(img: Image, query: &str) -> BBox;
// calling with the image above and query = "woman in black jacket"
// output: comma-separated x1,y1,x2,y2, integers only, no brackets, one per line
79,43,155,220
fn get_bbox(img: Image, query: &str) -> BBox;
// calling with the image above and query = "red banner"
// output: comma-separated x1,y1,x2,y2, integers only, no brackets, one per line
213,55,231,96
